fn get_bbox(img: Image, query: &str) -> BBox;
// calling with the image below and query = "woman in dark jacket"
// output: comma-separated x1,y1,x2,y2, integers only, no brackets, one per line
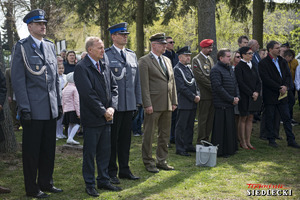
235,47,261,150
63,50,77,74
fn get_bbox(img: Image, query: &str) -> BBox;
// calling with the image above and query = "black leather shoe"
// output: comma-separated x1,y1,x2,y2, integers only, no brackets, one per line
98,183,122,191
119,173,140,180
27,190,49,198
85,187,99,197
288,142,300,149
110,176,120,184
176,151,191,156
269,142,278,148
42,186,63,193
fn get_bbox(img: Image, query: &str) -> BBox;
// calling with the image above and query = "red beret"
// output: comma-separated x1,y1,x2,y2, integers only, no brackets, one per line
200,39,214,48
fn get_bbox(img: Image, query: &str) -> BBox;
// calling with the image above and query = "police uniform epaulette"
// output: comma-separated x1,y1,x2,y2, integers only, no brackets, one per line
125,48,134,53
43,38,53,44
18,38,28,44
105,47,111,52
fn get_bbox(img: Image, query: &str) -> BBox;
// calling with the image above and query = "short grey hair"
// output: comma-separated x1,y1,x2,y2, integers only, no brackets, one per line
85,37,103,52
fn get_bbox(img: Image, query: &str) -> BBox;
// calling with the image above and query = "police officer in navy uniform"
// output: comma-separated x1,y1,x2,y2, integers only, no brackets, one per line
174,46,200,156
11,9,63,198
105,22,142,184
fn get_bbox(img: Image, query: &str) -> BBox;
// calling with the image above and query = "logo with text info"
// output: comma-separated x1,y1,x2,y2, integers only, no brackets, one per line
246,184,293,197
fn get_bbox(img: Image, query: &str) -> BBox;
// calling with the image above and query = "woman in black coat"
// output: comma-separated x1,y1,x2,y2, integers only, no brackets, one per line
235,47,261,150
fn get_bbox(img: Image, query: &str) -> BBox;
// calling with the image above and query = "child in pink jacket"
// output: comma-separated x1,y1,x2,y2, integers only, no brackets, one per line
62,72,80,145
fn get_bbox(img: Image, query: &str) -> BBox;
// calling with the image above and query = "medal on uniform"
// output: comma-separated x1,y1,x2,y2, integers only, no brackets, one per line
36,65,39,70
115,68,118,72
204,64,209,70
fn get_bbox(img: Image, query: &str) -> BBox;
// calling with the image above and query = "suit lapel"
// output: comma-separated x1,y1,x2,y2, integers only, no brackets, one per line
85,56,107,93
150,53,166,76
28,36,45,62
111,46,126,64
267,56,282,80
162,56,171,77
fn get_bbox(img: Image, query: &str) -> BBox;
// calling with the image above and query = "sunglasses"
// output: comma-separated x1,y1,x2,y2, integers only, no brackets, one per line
235,56,241,58
168,41,175,44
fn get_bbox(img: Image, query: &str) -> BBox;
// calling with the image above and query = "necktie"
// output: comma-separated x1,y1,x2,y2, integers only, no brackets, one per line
158,57,166,74
40,42,44,56
120,50,126,62
96,62,101,72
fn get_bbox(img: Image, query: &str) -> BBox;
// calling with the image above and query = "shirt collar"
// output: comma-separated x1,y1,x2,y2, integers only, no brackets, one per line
200,51,208,59
30,35,43,48
151,51,160,60
87,54,98,66
268,53,278,62
113,44,125,54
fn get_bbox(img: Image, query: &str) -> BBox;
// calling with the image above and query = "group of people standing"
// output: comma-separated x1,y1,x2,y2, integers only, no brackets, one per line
6,8,300,199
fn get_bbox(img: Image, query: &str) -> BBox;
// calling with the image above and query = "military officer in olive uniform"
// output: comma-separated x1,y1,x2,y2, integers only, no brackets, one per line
11,9,63,198
192,39,215,143
174,46,200,156
105,22,142,184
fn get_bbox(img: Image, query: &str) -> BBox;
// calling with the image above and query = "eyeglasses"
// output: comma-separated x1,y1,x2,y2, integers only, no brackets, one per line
235,56,241,58
168,41,175,44
245,52,253,55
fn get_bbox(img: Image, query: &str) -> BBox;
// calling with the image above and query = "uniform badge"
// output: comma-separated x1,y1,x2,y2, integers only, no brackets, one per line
203,64,209,70
115,68,118,72
36,65,39,70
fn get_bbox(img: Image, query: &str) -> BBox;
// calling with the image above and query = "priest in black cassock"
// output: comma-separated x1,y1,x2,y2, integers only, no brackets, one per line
210,48,240,157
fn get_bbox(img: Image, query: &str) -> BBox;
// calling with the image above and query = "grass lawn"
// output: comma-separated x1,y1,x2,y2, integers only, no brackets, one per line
1,104,300,200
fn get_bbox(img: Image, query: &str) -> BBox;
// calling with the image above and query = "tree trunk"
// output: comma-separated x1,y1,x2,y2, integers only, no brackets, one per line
197,0,217,62
253,0,264,48
99,0,109,48
136,0,144,59
0,32,18,153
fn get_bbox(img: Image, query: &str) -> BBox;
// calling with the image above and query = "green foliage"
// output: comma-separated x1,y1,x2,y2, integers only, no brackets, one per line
290,27,300,52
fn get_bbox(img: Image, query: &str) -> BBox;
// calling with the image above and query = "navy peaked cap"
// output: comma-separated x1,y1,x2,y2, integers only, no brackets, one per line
108,22,129,34
23,9,47,24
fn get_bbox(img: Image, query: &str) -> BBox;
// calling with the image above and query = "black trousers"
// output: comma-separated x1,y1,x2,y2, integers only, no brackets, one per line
22,119,56,195
108,111,133,177
175,109,196,152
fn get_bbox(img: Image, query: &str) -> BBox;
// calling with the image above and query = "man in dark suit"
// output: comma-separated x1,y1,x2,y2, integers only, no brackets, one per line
174,46,200,156
74,37,120,197
139,33,177,173
248,39,261,72
105,22,141,184
163,36,179,145
258,40,300,149
11,9,63,198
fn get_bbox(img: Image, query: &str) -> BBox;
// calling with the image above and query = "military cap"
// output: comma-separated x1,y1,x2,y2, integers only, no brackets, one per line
239,46,251,55
177,46,192,55
23,9,47,24
107,22,130,34
149,33,167,44
200,39,214,48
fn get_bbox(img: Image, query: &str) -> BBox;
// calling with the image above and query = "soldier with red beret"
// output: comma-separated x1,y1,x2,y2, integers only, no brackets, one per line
192,39,215,145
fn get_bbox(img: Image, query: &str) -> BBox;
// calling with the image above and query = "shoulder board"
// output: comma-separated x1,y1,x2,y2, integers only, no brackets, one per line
18,38,28,44
125,48,134,53
43,38,53,44
105,47,111,52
